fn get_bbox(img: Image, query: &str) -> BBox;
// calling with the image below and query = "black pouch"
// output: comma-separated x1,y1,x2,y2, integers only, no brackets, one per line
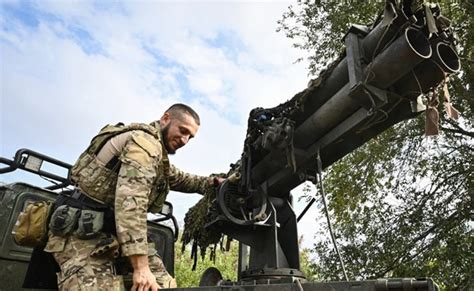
66,191,116,232
74,209,104,239
49,205,81,237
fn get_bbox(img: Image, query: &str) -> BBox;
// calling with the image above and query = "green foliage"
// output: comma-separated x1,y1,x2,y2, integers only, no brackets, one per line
309,119,473,288
279,1,473,290
174,237,320,286
300,246,322,282
278,1,382,76
174,238,238,287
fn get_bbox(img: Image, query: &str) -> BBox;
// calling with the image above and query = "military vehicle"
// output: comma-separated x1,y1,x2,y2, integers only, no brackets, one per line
0,148,177,290
0,0,460,290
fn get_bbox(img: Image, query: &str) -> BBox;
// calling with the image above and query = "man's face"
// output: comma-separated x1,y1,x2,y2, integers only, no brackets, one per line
160,113,199,154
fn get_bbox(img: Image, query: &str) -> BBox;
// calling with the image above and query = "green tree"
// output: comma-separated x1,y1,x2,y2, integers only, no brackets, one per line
300,244,322,282
175,236,319,287
279,1,473,290
175,239,238,287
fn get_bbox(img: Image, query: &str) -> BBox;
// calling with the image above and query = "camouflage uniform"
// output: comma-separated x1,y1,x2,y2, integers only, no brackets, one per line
45,121,212,290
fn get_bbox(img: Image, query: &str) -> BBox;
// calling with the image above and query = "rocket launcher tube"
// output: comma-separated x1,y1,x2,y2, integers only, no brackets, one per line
431,41,460,73
393,41,460,100
301,4,411,121
295,27,431,148
365,27,432,88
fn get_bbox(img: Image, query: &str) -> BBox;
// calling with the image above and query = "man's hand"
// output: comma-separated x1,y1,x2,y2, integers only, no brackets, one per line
130,254,159,291
213,177,225,185
131,268,158,291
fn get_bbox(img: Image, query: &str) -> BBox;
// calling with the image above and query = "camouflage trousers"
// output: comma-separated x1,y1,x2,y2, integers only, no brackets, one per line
49,235,176,290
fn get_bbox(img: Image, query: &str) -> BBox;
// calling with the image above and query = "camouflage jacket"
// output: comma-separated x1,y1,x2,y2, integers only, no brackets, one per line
69,121,212,256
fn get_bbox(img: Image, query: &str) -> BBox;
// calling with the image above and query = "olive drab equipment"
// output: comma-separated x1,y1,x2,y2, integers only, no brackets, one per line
12,200,53,247
70,122,170,212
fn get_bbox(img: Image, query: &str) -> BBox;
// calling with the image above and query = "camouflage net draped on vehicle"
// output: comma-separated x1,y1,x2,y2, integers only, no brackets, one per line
181,174,227,270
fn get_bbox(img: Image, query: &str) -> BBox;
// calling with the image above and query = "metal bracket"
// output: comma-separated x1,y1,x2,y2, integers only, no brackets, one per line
345,31,364,89
346,30,389,111
349,84,388,111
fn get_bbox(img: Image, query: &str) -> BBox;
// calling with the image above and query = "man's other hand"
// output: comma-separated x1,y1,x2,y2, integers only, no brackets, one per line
130,254,159,291
131,267,159,291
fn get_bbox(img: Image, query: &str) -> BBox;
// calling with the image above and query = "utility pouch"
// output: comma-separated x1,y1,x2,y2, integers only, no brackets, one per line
49,205,81,237
12,200,53,247
74,209,104,239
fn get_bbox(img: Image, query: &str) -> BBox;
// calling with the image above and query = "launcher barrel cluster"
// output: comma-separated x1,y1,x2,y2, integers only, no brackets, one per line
246,1,460,198
208,0,460,283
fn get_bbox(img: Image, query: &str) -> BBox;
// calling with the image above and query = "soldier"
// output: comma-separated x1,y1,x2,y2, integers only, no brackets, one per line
44,103,223,291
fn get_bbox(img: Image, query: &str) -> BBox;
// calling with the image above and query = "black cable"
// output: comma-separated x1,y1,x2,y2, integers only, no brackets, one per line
315,150,349,281
297,197,316,222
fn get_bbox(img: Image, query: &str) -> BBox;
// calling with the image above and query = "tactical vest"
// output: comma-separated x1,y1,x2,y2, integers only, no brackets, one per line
70,122,170,212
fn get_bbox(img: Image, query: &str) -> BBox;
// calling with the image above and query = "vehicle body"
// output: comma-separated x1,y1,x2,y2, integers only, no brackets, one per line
0,149,175,290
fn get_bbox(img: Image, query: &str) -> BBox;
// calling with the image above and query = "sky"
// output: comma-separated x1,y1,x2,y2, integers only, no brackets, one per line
0,0,322,251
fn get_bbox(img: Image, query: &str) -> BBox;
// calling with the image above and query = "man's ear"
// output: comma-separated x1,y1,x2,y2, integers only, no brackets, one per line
160,112,170,126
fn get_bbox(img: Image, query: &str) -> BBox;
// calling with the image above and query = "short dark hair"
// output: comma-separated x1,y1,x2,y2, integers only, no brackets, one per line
166,103,200,125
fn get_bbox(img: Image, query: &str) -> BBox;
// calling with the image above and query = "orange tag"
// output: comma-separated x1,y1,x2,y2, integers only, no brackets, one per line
425,106,439,136
443,82,460,120
425,91,440,136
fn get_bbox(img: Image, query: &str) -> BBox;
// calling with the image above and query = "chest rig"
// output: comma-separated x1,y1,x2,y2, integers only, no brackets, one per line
70,122,170,212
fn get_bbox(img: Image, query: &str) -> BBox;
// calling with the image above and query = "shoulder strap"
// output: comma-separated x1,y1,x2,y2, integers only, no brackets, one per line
87,123,160,155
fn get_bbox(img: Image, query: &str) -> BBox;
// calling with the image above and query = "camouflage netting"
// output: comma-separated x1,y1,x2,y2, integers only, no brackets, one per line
181,173,227,270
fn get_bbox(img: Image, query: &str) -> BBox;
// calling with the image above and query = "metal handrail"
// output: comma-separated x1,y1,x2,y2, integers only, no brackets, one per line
0,148,72,187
